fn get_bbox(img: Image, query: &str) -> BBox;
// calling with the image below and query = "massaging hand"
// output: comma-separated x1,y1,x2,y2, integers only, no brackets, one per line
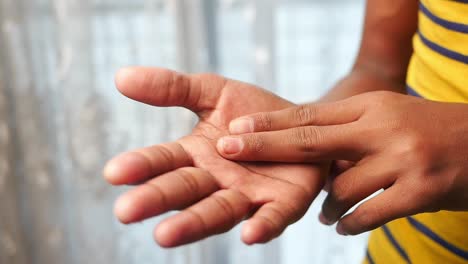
217,91,468,235
104,67,328,247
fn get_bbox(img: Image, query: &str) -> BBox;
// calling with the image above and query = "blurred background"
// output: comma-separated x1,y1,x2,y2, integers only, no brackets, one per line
0,0,368,263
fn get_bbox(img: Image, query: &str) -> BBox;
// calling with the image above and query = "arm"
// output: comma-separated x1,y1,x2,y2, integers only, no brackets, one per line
318,0,419,189
321,0,418,102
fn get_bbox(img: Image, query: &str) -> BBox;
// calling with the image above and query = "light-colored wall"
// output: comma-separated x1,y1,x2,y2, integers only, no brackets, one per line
0,0,368,263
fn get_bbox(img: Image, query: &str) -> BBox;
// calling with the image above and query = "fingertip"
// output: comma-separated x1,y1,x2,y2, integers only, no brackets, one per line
114,194,140,224
115,67,137,93
229,118,254,134
337,212,371,236
216,137,244,156
154,221,178,248
154,215,199,248
318,212,333,226
241,219,269,245
336,222,348,236
103,160,121,185
241,221,257,245
103,152,152,185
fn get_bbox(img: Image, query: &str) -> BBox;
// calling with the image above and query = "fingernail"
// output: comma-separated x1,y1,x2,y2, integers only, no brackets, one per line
218,137,244,154
336,223,348,236
229,118,254,134
319,212,333,226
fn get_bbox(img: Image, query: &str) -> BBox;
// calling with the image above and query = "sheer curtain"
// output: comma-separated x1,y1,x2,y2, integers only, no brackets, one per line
0,0,367,263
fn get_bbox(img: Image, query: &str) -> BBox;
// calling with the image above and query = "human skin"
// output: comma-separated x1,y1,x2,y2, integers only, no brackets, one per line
104,0,422,246
103,67,328,247
320,0,418,102
311,0,418,191
217,91,468,235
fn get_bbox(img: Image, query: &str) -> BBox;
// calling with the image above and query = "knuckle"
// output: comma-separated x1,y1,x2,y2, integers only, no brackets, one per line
293,105,317,125
415,180,436,197
247,134,266,154
211,192,237,228
268,204,288,224
146,181,169,209
170,72,186,88
173,74,192,104
254,113,273,131
258,206,288,237
409,181,440,211
195,72,229,91
278,199,304,223
175,168,201,197
186,208,208,233
133,151,156,172
398,134,432,167
141,70,157,91
149,144,176,170
292,127,322,151
257,215,279,234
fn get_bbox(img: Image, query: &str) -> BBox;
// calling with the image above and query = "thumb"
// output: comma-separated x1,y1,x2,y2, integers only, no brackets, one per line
115,67,223,113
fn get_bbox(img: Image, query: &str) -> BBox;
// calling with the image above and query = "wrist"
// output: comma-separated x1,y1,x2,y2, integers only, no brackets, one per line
320,66,406,103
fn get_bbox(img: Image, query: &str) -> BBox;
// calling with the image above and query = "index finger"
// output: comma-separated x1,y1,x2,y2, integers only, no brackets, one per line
217,124,366,162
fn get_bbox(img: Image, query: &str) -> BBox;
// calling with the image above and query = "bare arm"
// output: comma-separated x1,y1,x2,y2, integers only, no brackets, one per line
321,0,419,102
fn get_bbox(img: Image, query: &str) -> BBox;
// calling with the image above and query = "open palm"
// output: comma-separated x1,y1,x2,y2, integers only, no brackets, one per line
104,67,327,247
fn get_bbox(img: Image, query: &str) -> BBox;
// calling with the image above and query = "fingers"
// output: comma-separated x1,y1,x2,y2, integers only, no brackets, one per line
330,160,355,178
115,67,224,112
241,201,306,245
324,160,355,192
336,184,419,236
217,125,365,162
154,189,251,247
244,162,328,196
228,98,365,134
320,157,396,225
114,167,219,224
103,142,192,185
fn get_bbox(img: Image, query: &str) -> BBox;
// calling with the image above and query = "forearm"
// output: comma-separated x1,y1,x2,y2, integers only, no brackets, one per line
319,0,418,102
320,67,406,102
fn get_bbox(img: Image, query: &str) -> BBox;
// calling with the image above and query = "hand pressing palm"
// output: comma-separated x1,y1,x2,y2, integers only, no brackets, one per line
104,67,327,247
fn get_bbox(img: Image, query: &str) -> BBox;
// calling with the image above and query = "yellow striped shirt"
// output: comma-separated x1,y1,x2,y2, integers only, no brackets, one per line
365,0,468,263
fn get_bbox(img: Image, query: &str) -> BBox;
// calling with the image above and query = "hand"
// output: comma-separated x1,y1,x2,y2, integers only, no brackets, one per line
103,67,328,247
217,91,468,235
